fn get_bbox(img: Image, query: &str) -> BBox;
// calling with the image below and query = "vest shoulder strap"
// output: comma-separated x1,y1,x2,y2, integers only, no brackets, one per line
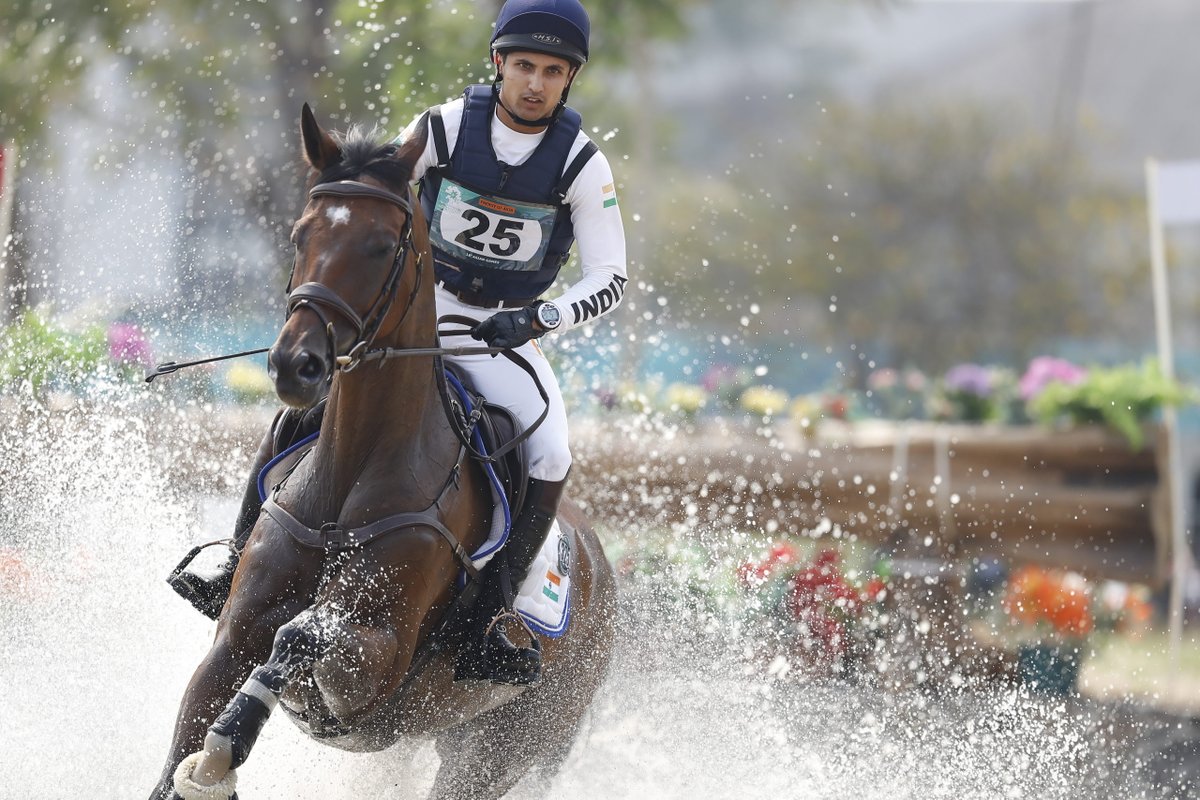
553,140,599,203
429,104,450,168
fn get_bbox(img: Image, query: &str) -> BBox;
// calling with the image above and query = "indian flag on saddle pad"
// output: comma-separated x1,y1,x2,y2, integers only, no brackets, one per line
513,519,573,637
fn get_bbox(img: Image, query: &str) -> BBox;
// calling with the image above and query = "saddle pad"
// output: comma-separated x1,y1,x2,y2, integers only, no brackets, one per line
513,518,574,638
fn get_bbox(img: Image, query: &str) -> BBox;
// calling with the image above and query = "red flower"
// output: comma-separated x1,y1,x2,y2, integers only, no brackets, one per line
737,540,799,589
1004,565,1093,637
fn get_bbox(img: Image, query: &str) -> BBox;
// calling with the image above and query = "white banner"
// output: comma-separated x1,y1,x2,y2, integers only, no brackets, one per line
1154,159,1200,226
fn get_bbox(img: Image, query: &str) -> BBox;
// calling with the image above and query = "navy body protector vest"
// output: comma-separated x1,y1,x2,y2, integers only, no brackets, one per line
419,85,599,302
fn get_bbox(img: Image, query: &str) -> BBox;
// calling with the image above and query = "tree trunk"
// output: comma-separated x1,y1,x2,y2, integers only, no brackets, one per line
0,141,28,325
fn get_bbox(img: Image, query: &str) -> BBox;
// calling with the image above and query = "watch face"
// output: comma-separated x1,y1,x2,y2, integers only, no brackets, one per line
538,302,562,328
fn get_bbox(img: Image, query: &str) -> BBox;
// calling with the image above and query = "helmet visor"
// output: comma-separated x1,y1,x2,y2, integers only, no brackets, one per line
492,32,587,65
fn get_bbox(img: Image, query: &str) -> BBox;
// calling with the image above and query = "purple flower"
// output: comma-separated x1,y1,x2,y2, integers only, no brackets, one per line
108,322,153,367
1019,356,1087,401
944,363,994,398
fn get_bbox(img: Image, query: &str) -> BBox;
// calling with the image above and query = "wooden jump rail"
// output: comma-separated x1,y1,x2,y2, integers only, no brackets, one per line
570,417,1171,585
41,401,1164,585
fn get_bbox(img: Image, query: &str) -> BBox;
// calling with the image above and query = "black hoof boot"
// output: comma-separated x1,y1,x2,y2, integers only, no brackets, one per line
167,550,237,621
455,611,543,687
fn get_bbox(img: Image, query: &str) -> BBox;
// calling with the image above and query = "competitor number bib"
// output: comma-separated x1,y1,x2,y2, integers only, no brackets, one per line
430,179,557,272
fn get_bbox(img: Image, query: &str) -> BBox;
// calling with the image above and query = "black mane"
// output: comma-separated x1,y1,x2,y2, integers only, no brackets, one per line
316,125,413,190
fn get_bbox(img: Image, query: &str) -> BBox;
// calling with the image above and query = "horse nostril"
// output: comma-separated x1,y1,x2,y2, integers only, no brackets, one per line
296,351,327,384
267,348,282,380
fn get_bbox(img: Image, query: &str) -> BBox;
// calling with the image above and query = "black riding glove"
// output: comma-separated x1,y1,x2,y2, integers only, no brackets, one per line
471,305,543,349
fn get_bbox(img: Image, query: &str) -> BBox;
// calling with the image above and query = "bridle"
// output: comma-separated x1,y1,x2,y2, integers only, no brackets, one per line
286,179,423,374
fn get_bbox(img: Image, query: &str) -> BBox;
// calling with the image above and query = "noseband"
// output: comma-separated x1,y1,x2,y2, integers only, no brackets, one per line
286,179,423,373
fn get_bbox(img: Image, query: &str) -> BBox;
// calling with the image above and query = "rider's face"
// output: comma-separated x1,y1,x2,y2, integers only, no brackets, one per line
494,50,576,129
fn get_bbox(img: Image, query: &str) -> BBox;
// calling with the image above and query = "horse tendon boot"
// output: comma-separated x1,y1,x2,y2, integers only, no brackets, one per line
455,475,567,686
173,610,334,799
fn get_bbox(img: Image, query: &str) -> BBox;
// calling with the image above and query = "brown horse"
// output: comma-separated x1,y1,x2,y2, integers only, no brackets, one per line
149,105,617,800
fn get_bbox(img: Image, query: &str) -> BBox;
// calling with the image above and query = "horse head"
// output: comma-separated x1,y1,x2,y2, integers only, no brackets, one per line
268,103,430,408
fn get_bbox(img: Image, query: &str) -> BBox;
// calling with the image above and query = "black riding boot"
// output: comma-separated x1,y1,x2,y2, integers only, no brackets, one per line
455,475,568,686
167,402,325,620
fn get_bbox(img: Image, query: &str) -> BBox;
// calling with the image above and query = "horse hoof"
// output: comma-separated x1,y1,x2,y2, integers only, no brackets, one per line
172,751,238,800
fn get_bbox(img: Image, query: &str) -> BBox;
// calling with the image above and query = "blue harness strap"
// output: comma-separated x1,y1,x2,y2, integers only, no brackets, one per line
444,371,513,563
254,373,514,567
257,432,319,503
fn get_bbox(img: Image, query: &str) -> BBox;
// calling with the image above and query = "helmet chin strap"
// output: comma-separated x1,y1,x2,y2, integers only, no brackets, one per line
492,82,566,128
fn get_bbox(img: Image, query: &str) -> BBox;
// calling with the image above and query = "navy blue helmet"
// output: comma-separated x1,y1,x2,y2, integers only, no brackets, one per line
491,0,591,66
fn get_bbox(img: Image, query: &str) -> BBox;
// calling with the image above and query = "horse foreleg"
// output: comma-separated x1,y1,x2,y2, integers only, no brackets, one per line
311,622,403,721
147,637,254,800
171,608,335,799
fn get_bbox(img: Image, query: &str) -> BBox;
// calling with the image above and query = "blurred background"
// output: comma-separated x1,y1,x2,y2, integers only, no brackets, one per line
6,2,1200,796
4,0,1199,388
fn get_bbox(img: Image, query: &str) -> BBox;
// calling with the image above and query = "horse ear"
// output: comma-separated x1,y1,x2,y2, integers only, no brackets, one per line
301,102,342,172
392,114,429,171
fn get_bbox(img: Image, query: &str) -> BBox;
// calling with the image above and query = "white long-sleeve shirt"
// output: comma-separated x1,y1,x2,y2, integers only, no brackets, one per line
400,97,628,333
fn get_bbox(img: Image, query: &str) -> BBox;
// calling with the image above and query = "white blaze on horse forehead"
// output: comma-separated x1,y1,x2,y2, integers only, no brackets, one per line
325,205,352,226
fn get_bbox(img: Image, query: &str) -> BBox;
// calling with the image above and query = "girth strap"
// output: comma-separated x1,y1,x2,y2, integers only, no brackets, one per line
261,496,480,582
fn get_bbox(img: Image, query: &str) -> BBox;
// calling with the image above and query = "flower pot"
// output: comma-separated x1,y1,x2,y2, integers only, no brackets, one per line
1017,643,1083,696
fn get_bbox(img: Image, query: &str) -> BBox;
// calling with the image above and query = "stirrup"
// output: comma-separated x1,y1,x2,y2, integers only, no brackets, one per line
456,610,543,686
166,540,238,621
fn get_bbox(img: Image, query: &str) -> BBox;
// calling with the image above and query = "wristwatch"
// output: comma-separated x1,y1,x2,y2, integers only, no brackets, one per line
534,301,562,331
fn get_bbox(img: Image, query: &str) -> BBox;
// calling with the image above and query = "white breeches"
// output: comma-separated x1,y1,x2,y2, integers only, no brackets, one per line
435,286,571,482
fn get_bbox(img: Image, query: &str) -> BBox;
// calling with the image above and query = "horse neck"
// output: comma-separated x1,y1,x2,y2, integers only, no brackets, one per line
315,291,446,502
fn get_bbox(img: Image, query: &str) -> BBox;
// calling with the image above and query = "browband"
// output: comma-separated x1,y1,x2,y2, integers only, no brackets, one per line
308,180,411,212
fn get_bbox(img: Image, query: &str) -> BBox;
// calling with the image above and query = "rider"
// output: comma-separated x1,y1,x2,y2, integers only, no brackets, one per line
404,0,627,686
169,0,627,688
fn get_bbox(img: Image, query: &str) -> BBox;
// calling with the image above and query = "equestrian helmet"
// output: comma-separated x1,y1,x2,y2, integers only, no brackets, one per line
491,0,590,66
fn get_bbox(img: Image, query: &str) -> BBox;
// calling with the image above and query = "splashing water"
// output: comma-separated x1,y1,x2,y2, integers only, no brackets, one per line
0,387,1172,799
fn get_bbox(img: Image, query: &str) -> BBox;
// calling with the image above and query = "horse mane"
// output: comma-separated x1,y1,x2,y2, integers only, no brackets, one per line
315,124,414,190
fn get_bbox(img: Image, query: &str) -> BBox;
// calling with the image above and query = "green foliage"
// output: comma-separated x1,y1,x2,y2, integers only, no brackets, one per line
641,100,1149,372
0,311,106,397
2,0,698,147
1027,359,1193,448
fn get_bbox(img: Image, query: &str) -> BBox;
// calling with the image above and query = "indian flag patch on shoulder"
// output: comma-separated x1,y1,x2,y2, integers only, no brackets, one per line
602,183,617,209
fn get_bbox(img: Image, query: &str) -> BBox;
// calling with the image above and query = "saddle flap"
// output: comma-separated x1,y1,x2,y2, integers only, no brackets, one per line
513,517,574,638
444,363,530,513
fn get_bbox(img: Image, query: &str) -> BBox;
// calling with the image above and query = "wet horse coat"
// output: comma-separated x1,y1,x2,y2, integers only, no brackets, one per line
148,104,616,799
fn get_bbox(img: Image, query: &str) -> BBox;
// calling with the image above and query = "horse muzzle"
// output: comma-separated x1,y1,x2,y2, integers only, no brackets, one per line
268,339,331,408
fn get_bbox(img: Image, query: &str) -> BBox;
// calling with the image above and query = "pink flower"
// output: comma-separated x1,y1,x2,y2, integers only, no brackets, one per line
108,322,153,367
1019,356,1086,401
701,363,735,392
903,369,928,392
867,368,898,391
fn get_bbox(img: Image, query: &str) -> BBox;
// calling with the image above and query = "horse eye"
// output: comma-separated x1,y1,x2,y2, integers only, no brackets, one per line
369,239,398,259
